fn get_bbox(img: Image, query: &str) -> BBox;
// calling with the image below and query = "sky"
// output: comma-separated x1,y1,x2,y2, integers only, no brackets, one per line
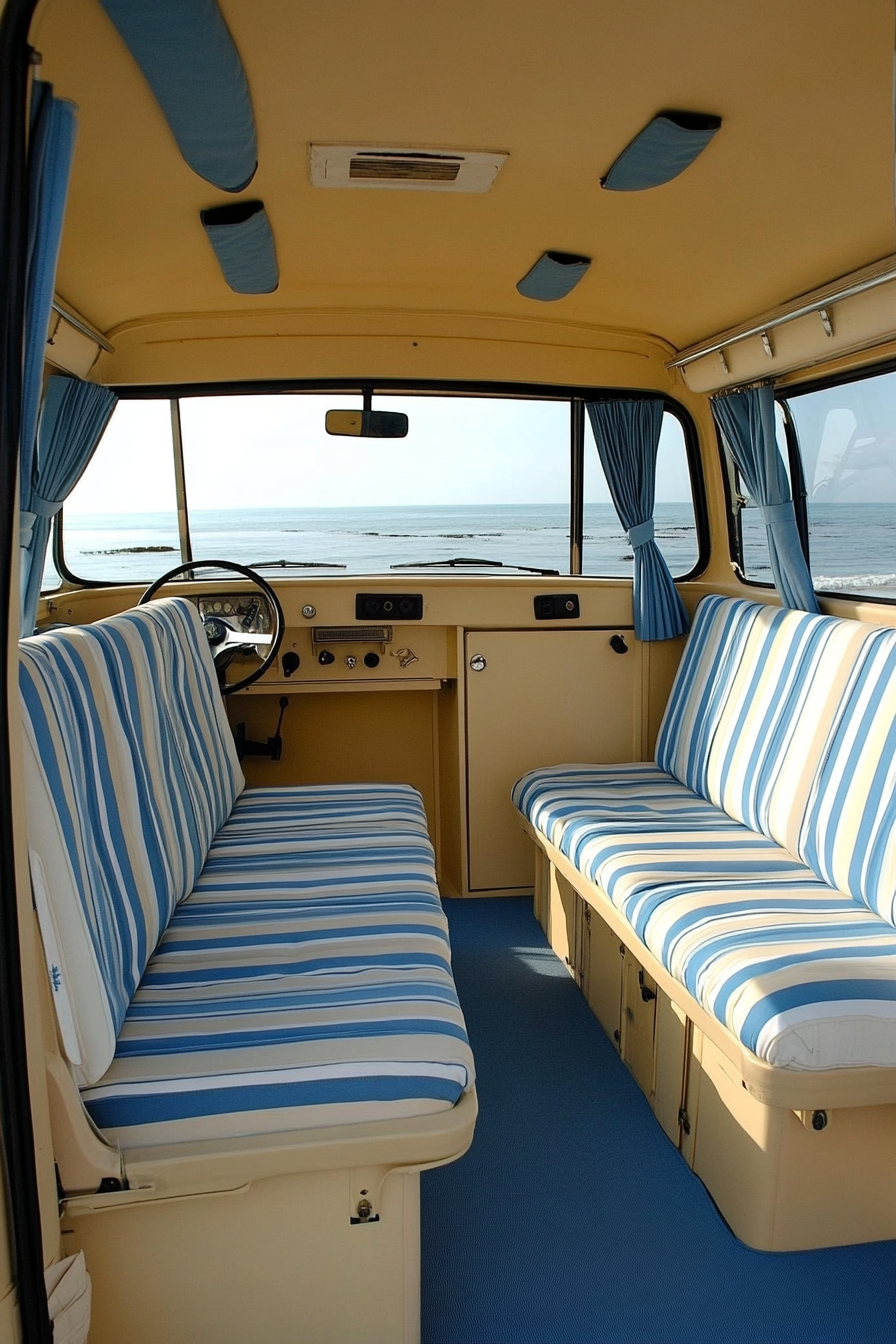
66,392,696,515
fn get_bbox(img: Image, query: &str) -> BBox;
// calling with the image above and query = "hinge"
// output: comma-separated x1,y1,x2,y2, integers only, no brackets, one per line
677,1107,691,1136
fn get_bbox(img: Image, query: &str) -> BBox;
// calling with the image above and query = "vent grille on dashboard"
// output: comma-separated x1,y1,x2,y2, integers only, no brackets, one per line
312,626,393,644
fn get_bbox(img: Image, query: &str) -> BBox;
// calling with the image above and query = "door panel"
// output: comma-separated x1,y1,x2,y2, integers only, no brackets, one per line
465,629,640,890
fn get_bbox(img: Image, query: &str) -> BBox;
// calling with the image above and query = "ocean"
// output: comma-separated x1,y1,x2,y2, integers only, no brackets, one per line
45,501,896,599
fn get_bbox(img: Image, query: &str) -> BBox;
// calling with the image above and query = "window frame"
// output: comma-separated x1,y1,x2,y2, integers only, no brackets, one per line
50,378,709,589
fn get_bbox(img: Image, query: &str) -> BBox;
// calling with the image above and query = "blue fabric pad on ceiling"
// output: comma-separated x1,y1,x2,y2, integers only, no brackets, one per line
98,0,257,192
517,251,591,302
201,201,279,294
602,112,721,191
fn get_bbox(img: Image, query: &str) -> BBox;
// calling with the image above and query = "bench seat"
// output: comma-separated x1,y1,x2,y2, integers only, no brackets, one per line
84,784,470,1150
19,599,475,1180
514,763,896,1071
512,596,896,1249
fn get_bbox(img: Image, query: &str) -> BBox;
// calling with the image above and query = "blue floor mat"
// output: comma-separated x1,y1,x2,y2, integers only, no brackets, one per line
421,898,896,1344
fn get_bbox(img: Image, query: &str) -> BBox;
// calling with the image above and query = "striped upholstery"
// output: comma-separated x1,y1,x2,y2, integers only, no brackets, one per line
514,596,896,1072
20,600,243,1083
81,809,472,1149
797,625,896,924
21,599,473,1146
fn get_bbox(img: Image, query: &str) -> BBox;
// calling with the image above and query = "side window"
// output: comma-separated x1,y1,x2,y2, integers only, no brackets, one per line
782,371,896,599
583,409,699,577
55,400,181,584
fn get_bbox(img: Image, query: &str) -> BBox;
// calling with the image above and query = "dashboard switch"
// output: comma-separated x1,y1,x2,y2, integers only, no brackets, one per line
364,652,380,668
355,593,423,621
282,651,300,677
534,593,580,620
318,649,335,665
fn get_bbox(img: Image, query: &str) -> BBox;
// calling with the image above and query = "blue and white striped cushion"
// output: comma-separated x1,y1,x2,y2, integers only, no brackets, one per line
21,630,170,1080
655,597,868,854
514,763,896,1069
798,624,896,924
80,809,473,1150
629,873,896,1070
512,762,736,855
20,600,244,1083
226,783,431,835
89,598,243,873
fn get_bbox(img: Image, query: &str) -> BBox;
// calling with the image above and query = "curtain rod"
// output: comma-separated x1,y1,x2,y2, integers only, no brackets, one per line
667,254,896,370
51,294,114,352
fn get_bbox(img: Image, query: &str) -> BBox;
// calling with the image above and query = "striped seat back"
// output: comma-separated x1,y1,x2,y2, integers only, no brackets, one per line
656,597,876,853
657,595,896,924
797,624,896,925
20,599,242,1083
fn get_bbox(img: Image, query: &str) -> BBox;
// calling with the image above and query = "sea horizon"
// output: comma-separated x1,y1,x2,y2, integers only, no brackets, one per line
45,500,896,599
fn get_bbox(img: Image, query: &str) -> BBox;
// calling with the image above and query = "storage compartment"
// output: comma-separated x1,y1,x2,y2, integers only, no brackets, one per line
580,906,624,1050
620,949,657,1096
465,630,640,891
685,1034,896,1251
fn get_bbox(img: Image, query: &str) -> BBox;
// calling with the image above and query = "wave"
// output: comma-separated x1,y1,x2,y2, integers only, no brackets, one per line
812,572,896,591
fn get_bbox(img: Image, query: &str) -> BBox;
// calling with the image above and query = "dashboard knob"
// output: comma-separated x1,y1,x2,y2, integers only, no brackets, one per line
318,649,335,665
364,652,380,668
469,654,487,672
302,605,316,619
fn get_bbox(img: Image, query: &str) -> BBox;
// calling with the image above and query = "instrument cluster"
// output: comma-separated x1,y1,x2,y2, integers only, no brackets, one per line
197,593,273,637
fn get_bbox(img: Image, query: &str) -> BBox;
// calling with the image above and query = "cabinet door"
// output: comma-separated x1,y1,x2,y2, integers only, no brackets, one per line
465,629,639,891
582,907,624,1049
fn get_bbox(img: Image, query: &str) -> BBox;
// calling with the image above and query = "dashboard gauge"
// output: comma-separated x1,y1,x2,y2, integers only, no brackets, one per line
203,616,230,646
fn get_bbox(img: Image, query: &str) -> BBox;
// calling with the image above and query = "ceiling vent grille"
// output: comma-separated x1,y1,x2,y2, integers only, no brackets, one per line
310,145,507,193
350,155,461,183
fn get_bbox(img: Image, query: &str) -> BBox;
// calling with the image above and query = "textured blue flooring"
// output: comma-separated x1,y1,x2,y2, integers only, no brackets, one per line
421,898,896,1344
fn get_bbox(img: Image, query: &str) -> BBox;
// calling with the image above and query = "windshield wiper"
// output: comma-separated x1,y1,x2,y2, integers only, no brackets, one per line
246,559,347,569
390,556,560,576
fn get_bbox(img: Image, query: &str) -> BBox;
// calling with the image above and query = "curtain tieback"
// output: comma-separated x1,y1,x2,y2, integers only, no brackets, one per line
627,519,655,549
20,492,64,549
759,501,793,527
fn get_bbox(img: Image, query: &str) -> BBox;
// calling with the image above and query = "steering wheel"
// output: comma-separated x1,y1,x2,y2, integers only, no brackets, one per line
139,559,285,695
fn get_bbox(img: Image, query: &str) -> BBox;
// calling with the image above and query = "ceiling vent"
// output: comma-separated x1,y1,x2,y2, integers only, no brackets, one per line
309,145,507,193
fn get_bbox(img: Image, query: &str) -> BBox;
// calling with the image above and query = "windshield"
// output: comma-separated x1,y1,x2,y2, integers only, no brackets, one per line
52,389,700,584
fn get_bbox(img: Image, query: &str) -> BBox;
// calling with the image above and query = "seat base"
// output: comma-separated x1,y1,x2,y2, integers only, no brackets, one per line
65,1165,421,1344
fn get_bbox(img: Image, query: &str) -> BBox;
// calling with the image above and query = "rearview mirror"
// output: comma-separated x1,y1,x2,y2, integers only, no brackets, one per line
325,409,409,438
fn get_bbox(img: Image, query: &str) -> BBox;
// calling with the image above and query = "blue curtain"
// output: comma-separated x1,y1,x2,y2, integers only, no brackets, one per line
21,375,117,634
586,399,689,641
21,82,77,511
711,384,819,613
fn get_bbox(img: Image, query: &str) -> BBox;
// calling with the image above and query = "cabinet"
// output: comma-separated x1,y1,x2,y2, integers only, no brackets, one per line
464,629,640,891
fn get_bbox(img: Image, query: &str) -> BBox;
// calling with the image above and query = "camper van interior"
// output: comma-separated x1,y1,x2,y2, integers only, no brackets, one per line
1,0,896,1340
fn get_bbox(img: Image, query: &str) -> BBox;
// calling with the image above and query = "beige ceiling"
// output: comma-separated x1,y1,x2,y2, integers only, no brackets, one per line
32,0,896,362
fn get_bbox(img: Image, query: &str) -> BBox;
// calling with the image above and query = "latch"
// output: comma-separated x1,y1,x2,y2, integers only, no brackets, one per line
349,1168,384,1225
638,969,656,1003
